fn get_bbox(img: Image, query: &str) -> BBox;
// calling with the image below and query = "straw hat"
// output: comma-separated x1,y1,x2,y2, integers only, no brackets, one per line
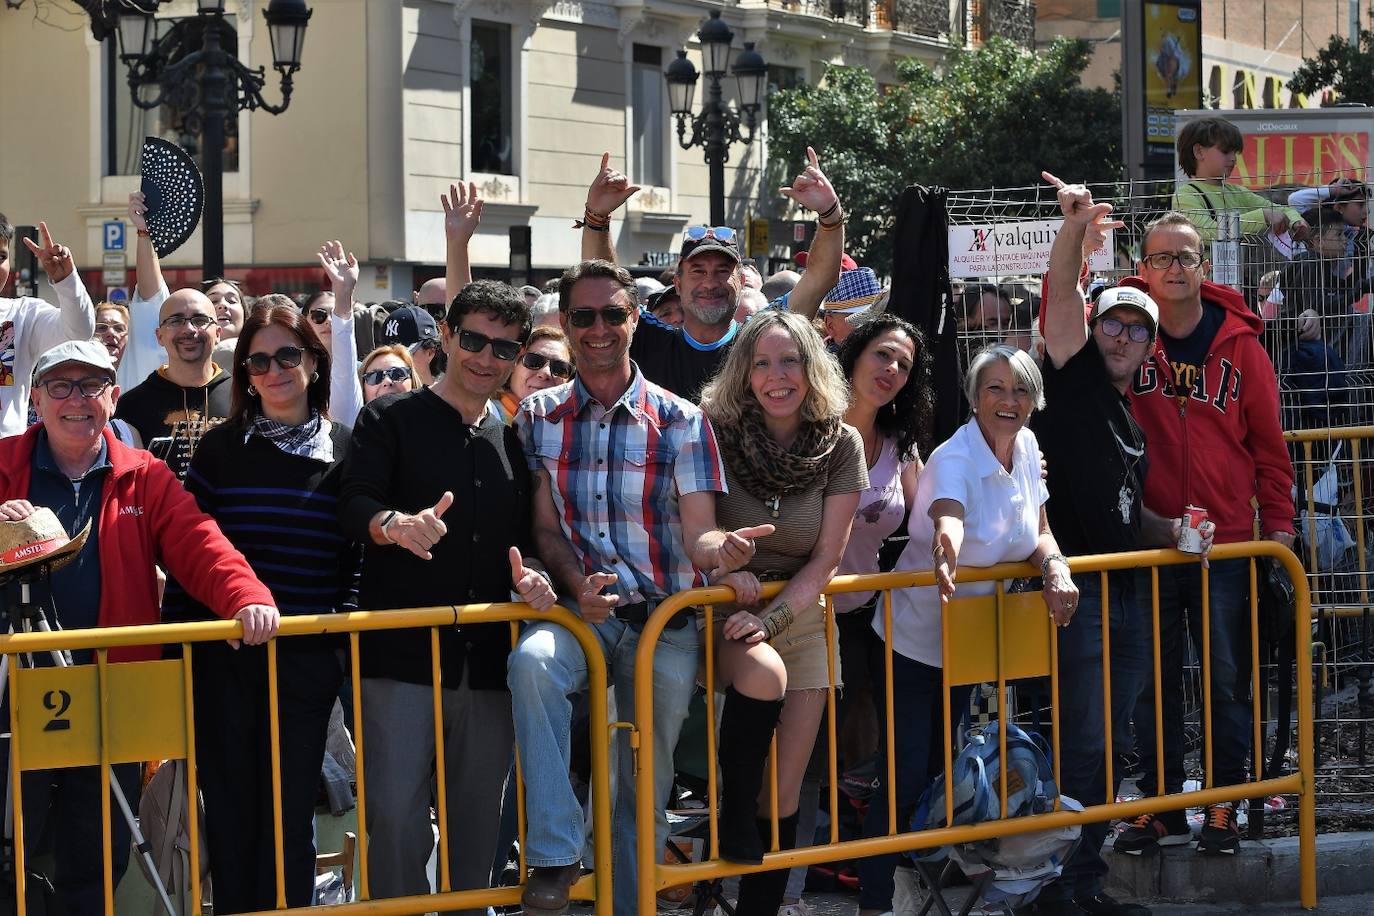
0,508,91,577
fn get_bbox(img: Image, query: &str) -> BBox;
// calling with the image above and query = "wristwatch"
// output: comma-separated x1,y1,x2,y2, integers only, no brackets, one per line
379,510,398,544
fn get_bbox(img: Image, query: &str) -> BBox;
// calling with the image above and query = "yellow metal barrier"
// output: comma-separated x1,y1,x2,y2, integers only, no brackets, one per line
0,602,613,916
633,541,1317,913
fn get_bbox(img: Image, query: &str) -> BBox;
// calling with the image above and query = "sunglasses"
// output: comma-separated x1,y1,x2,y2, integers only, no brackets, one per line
243,346,305,376
199,277,241,290
363,366,413,386
567,306,632,328
415,338,440,352
684,226,738,244
308,308,329,325
457,329,522,361
1098,316,1152,344
520,351,573,379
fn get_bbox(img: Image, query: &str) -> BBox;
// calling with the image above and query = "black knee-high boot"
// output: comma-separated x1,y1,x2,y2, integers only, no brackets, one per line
734,811,800,915
717,687,784,864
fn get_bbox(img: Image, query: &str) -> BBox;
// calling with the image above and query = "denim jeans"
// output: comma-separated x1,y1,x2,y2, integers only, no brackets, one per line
1038,568,1152,902
507,616,699,916
1133,558,1253,795
855,649,971,911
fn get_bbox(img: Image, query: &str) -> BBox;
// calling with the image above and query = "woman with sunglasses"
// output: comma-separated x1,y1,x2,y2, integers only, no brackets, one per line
698,310,867,914
171,302,360,913
360,344,418,403
494,326,574,422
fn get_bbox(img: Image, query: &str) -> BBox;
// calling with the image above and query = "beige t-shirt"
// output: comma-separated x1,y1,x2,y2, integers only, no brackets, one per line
716,423,869,579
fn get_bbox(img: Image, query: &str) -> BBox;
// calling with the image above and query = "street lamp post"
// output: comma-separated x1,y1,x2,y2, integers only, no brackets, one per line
664,11,767,228
112,0,312,278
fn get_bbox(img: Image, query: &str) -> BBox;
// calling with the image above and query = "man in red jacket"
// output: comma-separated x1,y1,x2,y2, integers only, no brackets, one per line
0,339,277,913
1113,213,1296,858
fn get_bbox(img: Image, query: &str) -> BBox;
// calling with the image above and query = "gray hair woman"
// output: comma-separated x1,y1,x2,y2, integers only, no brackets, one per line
855,343,1076,916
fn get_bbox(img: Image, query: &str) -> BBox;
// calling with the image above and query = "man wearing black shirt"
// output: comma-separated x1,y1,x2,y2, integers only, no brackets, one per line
577,148,845,400
1028,174,1213,916
338,280,555,914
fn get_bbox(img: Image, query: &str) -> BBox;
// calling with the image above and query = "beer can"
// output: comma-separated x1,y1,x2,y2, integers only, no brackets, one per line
1177,505,1208,554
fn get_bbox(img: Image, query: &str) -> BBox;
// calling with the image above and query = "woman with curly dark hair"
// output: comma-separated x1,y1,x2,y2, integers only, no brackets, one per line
831,314,933,772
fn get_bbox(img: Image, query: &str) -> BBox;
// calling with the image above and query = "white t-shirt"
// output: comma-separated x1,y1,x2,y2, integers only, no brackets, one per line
0,272,96,437
874,416,1048,667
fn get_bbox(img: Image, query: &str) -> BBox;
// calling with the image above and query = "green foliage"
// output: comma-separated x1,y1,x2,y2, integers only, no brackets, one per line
768,37,1121,275
1289,30,1374,105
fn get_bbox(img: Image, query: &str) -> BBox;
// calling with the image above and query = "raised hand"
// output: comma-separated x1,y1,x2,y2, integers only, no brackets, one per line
442,181,483,242
390,491,454,561
317,240,359,293
778,147,839,216
577,571,619,624
128,192,149,233
585,152,641,217
510,546,556,612
713,523,777,577
23,222,75,284
1042,171,1114,226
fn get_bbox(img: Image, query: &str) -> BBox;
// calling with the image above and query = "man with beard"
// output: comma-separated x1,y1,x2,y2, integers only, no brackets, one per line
579,149,845,401
114,288,231,480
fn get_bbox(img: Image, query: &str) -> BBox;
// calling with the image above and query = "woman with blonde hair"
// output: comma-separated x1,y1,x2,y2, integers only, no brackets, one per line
358,344,417,404
699,309,867,913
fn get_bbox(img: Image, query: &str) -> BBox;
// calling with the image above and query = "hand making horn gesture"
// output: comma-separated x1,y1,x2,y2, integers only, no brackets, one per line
510,547,556,612
779,147,840,218
23,222,75,284
585,152,641,218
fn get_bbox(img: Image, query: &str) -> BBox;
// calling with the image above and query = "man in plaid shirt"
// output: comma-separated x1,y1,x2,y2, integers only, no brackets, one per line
508,259,770,916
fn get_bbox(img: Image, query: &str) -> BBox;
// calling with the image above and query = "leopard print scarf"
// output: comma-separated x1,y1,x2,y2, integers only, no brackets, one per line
714,400,843,503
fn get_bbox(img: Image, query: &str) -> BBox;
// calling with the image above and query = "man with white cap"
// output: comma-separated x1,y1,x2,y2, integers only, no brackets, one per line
0,339,278,913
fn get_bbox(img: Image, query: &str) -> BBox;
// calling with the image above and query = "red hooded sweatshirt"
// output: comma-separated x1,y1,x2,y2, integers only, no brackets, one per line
1124,278,1295,544
0,424,275,661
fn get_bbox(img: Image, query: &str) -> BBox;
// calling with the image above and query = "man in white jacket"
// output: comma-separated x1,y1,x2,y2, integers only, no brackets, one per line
0,215,96,437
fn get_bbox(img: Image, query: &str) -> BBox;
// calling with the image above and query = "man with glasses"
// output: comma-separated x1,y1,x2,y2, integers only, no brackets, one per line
114,288,232,480
0,216,95,437
577,148,845,401
506,258,770,916
339,279,555,913
1115,210,1294,858
0,338,278,914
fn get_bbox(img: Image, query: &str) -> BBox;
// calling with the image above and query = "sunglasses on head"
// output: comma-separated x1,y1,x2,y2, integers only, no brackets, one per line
200,277,241,290
567,306,632,328
308,308,329,325
520,351,573,379
363,366,413,386
457,329,522,361
243,346,305,376
684,226,738,245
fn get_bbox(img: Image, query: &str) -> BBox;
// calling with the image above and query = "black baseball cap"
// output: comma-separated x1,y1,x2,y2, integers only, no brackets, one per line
380,305,439,347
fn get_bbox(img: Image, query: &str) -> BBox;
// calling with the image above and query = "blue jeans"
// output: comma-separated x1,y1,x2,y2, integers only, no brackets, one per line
506,617,699,916
1133,558,1253,795
1039,568,1152,902
855,649,971,911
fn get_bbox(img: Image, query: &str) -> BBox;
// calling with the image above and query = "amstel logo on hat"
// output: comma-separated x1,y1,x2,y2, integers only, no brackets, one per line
0,508,91,576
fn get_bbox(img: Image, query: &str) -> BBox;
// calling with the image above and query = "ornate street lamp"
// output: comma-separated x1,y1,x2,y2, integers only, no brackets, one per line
110,0,313,277
665,11,767,227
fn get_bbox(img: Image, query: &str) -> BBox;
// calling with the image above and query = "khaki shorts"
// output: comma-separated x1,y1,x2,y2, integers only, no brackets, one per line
705,598,842,692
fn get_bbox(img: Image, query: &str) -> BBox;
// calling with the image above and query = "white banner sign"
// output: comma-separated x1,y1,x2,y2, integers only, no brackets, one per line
1210,209,1242,288
947,218,1115,279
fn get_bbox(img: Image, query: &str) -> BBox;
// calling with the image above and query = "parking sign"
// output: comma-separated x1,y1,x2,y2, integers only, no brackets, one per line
103,221,125,252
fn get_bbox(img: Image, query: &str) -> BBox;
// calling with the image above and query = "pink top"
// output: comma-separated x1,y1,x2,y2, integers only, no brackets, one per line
834,437,911,613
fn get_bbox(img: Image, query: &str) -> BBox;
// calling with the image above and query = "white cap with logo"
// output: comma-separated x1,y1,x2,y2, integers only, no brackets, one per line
1090,286,1160,337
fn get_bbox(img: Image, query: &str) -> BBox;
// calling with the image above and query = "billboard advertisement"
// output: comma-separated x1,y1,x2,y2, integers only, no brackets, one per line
1174,108,1374,190
1141,1,1204,167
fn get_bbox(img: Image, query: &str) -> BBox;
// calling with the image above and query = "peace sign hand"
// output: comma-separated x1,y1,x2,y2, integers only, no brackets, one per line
778,147,839,216
586,152,641,217
23,222,74,284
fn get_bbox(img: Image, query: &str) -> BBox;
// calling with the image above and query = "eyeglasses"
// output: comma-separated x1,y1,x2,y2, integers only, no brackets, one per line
1142,250,1203,271
684,226,738,244
520,351,573,379
567,306,633,328
308,308,329,325
243,346,305,376
37,376,113,399
1099,316,1153,344
363,366,413,386
457,329,522,361
95,322,128,336
159,313,216,331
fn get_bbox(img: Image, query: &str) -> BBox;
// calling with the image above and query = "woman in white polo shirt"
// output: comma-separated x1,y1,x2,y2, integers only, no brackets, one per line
854,343,1079,916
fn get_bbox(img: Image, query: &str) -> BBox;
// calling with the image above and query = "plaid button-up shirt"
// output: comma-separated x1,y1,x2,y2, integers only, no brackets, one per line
515,363,726,606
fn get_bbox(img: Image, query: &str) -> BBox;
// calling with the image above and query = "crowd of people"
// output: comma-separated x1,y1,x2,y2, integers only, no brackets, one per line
0,129,1305,916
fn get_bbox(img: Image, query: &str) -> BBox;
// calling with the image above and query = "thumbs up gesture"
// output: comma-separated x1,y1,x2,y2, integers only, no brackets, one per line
510,547,556,612
390,491,454,560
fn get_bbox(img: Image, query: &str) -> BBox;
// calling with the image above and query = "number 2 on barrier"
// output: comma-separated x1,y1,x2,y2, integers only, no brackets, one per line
41,689,71,732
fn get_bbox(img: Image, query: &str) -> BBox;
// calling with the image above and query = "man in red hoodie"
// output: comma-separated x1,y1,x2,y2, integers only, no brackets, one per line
0,339,277,913
1113,213,1295,858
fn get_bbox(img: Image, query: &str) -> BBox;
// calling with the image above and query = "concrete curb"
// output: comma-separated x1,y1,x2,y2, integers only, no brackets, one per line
1103,831,1374,904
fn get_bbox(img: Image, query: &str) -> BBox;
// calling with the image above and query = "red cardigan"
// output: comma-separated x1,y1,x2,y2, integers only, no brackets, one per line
0,425,275,661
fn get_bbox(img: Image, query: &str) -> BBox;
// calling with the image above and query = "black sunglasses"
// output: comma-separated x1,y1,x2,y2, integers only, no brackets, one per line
308,308,329,325
520,351,573,379
457,329,521,361
567,306,632,328
363,366,413,386
243,346,305,376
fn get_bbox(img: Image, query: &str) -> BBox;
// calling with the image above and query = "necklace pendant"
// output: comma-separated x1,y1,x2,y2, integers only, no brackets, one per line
767,495,781,518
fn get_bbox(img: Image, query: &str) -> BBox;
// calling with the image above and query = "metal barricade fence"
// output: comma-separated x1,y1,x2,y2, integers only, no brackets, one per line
632,542,1317,914
0,602,613,916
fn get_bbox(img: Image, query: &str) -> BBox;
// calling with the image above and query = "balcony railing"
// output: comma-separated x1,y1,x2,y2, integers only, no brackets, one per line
970,0,1037,48
765,0,961,41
